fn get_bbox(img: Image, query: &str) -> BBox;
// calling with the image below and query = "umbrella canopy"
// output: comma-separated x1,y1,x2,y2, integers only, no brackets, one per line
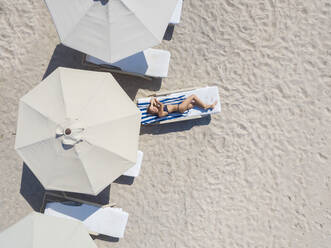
44,0,178,63
15,67,141,195
0,212,97,248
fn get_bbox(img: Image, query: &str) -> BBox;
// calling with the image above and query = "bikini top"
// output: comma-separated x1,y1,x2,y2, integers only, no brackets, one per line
163,105,169,112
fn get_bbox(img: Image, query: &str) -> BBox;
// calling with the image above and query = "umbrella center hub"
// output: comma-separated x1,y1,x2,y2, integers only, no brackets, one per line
56,121,85,146
95,0,109,5
64,128,72,136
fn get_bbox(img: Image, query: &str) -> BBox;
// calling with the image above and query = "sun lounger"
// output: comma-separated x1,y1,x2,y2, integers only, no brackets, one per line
82,48,171,80
44,201,129,238
123,151,143,178
170,0,183,25
137,86,221,125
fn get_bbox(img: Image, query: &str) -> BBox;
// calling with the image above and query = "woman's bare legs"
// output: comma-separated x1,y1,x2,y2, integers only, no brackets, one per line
191,95,217,109
178,94,217,113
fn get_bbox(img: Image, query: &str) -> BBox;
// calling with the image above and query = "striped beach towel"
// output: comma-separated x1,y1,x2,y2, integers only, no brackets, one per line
138,95,188,125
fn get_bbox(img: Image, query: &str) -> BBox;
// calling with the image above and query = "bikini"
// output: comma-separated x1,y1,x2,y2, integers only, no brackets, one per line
163,105,169,112
163,104,180,113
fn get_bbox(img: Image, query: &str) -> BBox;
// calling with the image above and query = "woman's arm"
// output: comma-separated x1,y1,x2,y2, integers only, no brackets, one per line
150,97,157,106
157,102,168,117
155,98,162,105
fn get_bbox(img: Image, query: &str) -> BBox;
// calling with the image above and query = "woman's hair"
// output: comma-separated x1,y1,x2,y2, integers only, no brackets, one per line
147,104,158,114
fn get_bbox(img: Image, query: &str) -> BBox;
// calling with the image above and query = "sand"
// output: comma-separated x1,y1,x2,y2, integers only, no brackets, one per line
1,0,331,247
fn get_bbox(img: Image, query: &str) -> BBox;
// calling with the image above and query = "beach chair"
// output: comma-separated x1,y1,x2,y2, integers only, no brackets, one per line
82,48,171,80
40,151,143,237
123,150,144,178
170,0,183,25
137,86,221,125
42,192,128,239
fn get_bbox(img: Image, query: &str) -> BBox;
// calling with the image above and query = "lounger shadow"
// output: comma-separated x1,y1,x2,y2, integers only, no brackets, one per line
82,48,170,80
163,25,175,41
140,115,211,135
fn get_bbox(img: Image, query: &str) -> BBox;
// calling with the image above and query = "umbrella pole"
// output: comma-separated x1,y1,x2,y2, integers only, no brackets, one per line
40,191,116,213
82,54,153,81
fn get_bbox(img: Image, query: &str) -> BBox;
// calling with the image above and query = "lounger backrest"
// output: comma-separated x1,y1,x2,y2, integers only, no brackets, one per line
44,202,129,238
123,150,144,177
170,0,183,25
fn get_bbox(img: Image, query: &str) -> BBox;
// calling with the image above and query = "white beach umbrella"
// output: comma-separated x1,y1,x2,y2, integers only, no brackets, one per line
44,0,178,63
15,67,141,195
0,212,97,248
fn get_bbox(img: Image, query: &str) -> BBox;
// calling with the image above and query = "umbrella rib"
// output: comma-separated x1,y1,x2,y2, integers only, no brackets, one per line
15,102,58,150
106,2,112,61
58,68,69,119
119,0,162,42
32,215,36,248
77,159,99,195
84,110,140,129
79,140,135,165
20,100,60,127
15,137,55,151
44,154,95,195
59,220,86,246
107,0,160,60
76,143,134,194
75,81,110,121
82,113,140,163
62,3,96,44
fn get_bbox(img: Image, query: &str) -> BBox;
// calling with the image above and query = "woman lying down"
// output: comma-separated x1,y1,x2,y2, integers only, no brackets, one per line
147,94,217,118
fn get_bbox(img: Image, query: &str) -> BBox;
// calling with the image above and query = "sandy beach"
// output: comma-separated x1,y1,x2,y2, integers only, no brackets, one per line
1,0,331,247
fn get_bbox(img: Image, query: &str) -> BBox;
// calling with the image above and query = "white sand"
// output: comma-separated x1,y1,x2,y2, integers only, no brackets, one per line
1,0,331,247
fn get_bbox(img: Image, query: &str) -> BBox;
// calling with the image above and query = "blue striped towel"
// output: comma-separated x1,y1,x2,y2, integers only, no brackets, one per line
138,95,188,125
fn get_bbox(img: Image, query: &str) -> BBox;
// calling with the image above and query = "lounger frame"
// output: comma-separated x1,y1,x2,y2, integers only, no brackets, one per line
40,191,115,213
138,86,207,125
82,54,153,81
41,191,116,236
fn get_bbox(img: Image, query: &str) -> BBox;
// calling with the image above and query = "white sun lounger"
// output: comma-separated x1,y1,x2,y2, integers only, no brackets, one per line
170,0,183,25
44,202,129,238
123,151,143,178
137,86,221,125
83,48,171,80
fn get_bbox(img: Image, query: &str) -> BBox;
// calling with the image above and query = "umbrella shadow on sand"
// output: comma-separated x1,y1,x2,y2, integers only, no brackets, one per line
42,44,86,80
113,73,162,100
20,164,46,211
43,44,162,100
140,115,211,135
20,164,111,212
